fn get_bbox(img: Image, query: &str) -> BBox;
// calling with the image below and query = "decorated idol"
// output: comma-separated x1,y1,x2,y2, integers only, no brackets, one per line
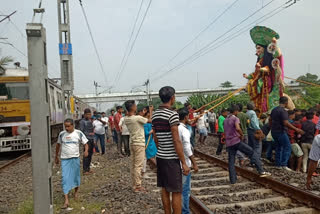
243,26,293,113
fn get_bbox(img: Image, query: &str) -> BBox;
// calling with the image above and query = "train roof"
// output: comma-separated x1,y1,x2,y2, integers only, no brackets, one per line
1,68,28,77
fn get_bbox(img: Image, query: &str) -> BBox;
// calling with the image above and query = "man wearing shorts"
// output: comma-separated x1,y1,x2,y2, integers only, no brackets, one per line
152,86,190,214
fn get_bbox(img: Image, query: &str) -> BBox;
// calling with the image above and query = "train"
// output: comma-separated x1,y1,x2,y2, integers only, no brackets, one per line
0,67,94,152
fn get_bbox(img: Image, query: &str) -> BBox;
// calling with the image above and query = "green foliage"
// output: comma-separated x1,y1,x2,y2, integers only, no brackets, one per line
220,81,234,88
288,73,320,109
0,56,14,73
186,93,250,113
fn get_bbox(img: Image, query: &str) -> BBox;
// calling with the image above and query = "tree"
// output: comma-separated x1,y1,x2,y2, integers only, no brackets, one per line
0,56,14,73
220,81,234,88
287,73,320,109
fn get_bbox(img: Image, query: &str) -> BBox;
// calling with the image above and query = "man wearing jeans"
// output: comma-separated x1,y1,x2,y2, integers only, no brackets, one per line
224,105,271,184
270,97,304,170
178,108,198,214
246,103,263,165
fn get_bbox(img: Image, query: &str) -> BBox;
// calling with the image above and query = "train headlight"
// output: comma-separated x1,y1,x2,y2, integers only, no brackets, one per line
17,125,30,136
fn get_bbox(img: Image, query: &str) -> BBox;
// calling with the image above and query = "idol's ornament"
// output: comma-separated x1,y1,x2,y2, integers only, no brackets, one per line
243,26,294,113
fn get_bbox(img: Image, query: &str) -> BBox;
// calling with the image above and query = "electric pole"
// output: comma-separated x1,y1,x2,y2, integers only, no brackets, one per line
26,14,53,214
144,79,150,105
94,81,101,110
57,0,74,119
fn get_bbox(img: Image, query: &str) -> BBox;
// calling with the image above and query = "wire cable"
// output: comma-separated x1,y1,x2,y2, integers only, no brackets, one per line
113,0,153,88
113,0,145,88
152,0,297,83
151,0,278,82
152,0,240,75
79,0,108,86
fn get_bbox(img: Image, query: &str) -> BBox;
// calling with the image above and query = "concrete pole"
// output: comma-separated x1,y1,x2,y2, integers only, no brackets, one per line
58,0,74,119
26,23,53,214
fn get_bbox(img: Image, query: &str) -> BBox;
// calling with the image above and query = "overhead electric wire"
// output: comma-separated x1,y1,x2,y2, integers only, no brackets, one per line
113,0,145,88
151,0,278,82
152,0,240,75
113,0,153,88
79,0,108,86
153,0,295,80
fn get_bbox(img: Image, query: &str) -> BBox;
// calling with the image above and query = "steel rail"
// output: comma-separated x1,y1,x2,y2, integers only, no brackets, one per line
194,149,320,210
190,194,214,214
0,152,31,172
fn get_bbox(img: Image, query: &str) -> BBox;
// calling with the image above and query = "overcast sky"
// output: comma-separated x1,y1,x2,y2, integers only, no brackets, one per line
1,0,319,107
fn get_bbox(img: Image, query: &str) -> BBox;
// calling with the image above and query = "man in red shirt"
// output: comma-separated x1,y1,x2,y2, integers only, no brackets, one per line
185,103,198,147
302,108,319,125
114,106,123,155
109,109,117,144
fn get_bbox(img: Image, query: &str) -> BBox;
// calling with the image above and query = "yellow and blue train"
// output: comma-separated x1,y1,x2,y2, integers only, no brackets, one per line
0,67,93,152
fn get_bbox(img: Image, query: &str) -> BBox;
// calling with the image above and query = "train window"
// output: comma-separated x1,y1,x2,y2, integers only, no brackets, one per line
0,82,29,100
56,92,62,109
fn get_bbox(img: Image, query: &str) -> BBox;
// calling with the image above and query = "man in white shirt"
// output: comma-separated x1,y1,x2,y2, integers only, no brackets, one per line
101,112,109,142
93,114,107,155
178,108,198,214
208,110,217,133
119,111,130,156
196,108,208,145
55,118,88,209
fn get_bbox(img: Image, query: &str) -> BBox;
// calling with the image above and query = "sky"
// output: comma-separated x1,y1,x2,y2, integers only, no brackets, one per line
1,0,319,109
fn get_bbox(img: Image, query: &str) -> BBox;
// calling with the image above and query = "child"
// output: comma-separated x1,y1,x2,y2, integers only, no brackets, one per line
143,106,157,167
55,119,89,209
301,111,316,173
119,111,130,156
178,108,198,214
216,109,228,155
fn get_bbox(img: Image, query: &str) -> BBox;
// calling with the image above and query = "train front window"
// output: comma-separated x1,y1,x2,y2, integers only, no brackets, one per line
0,82,29,100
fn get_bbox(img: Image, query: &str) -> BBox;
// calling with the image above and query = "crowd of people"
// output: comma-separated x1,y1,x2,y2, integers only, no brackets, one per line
54,85,320,213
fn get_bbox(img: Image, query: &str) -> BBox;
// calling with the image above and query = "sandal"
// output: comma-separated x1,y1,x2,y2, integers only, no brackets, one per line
134,187,147,193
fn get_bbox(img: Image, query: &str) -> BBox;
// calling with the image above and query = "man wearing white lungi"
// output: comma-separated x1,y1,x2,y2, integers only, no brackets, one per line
55,118,89,209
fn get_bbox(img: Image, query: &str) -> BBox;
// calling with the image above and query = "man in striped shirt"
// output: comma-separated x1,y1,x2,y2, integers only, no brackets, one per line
152,86,190,214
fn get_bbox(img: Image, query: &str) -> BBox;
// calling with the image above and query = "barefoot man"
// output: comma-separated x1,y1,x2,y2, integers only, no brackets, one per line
55,118,89,209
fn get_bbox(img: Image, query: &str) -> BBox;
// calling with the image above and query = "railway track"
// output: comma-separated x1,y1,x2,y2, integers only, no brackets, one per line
144,150,320,214
0,152,31,173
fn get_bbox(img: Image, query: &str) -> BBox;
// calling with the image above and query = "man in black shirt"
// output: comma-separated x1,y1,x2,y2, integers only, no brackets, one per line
80,108,95,174
301,111,316,173
270,97,304,170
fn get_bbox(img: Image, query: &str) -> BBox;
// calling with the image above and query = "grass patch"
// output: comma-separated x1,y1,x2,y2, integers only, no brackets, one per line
11,198,33,214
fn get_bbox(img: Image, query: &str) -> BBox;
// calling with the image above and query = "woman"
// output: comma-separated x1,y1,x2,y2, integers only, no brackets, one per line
243,26,287,114
143,106,157,167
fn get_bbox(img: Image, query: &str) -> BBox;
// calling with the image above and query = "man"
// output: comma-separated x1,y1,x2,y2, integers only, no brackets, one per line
216,109,228,155
119,111,130,156
109,109,117,144
178,108,198,214
55,119,89,209
236,103,249,166
79,108,95,175
301,111,316,173
306,134,320,190
246,103,263,165
124,101,151,192
270,97,304,170
101,112,109,142
224,105,271,184
207,109,217,134
114,106,123,155
152,86,190,214
185,102,196,147
196,108,208,145
93,114,106,155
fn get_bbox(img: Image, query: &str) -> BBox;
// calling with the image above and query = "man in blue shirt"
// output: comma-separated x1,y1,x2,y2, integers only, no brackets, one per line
246,103,263,165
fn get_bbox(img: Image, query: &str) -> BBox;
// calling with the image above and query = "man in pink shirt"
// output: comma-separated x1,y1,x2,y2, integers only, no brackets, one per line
114,106,123,155
224,104,270,184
